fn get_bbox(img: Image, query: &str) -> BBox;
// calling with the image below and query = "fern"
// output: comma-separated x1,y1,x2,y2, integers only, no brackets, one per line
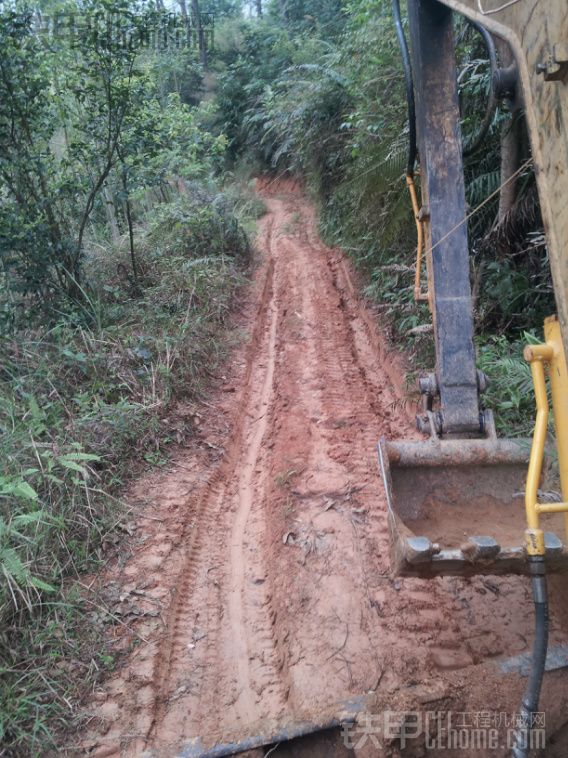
466,169,501,208
0,515,57,614
477,334,539,435
1,547,28,584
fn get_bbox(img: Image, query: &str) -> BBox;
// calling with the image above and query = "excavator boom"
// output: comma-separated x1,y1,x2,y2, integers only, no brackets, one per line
381,0,568,576
381,2,568,752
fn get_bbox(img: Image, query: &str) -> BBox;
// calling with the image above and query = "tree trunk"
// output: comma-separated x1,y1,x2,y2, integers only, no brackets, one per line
177,0,188,20
103,183,121,243
190,0,208,69
278,0,288,22
256,0,262,17
495,39,521,221
124,195,140,293
498,112,522,221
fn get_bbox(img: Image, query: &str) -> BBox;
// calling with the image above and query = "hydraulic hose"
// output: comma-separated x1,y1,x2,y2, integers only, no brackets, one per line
511,557,549,758
391,0,416,177
462,21,498,157
391,3,497,164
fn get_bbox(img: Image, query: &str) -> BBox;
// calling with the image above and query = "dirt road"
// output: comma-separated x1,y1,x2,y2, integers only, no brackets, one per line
80,179,568,757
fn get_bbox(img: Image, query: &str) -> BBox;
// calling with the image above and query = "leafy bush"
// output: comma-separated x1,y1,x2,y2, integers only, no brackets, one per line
477,333,540,436
146,185,250,261
0,186,251,753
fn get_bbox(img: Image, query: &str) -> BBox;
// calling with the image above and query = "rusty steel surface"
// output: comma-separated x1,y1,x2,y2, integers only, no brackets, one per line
408,0,481,435
384,437,531,466
378,437,568,577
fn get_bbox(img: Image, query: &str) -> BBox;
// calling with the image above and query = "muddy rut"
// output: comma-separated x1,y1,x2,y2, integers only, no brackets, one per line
80,180,568,757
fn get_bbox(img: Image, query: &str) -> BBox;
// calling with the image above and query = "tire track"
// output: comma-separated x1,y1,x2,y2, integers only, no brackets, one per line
224,252,280,722
148,210,290,751
145,220,279,745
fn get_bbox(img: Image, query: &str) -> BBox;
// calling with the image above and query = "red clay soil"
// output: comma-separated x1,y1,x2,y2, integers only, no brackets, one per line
75,179,568,757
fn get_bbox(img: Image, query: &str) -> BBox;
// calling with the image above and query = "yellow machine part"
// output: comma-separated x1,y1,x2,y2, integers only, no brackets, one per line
405,174,429,304
524,316,568,556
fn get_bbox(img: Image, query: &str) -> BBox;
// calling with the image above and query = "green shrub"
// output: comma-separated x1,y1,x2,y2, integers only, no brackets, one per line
0,186,251,754
477,332,541,436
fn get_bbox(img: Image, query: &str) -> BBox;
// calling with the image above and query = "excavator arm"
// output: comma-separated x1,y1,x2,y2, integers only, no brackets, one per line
380,11,568,750
406,0,568,434
379,0,568,576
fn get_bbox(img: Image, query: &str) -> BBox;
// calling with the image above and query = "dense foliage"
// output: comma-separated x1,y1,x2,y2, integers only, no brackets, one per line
0,1,258,752
213,0,553,431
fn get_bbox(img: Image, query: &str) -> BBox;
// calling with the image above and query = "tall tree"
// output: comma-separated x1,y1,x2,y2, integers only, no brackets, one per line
495,39,522,221
191,0,208,68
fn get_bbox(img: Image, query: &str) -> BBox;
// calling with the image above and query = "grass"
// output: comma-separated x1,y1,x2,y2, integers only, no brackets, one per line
274,467,300,489
477,332,541,437
0,183,253,754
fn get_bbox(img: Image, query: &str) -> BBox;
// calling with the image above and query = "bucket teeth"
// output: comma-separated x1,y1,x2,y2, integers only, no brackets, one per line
405,537,437,564
460,536,500,562
378,436,568,577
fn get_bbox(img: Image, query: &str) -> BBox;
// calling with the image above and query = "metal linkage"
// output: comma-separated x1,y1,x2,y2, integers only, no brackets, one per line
524,316,568,555
406,174,430,304
513,316,568,755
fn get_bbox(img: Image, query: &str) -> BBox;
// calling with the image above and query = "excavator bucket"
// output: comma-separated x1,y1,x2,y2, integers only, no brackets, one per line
378,431,568,577
180,695,371,757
